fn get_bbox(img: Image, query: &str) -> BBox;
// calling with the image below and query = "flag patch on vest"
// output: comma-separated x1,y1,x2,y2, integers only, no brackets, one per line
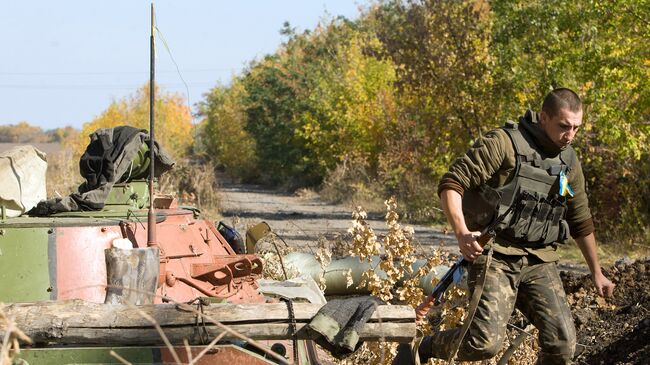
559,170,574,197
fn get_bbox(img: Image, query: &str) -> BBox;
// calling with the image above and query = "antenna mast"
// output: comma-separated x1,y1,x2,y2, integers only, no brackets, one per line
147,2,158,247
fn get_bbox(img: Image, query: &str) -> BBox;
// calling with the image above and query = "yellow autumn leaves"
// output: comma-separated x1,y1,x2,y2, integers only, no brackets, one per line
67,85,193,161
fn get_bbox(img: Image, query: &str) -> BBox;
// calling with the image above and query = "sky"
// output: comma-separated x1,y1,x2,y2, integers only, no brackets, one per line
0,1,365,130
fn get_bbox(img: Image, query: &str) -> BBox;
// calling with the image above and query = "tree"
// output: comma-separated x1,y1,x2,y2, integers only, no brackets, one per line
364,0,499,216
0,121,45,143
70,85,193,159
490,0,650,235
299,29,398,175
200,79,259,181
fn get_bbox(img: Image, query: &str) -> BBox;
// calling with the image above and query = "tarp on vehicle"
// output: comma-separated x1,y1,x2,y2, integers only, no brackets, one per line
0,145,47,217
28,126,175,216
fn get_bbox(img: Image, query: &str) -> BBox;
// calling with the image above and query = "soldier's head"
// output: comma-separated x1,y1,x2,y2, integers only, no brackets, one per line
539,88,583,148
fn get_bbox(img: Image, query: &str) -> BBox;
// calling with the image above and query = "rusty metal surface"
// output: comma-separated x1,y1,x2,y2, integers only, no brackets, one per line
147,211,265,304
3,205,290,363
160,344,278,364
15,344,280,364
2,207,266,305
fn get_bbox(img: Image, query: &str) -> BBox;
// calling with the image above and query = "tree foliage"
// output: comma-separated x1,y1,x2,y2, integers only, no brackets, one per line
199,80,258,181
368,0,502,217
300,30,398,175
71,85,193,159
0,122,46,143
490,0,650,236
0,122,79,145
198,0,650,236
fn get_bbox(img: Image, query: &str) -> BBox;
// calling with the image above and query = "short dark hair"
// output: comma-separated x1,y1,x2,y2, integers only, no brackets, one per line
542,88,582,117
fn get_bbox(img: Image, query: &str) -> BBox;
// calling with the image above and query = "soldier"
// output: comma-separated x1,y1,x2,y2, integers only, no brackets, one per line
417,88,615,364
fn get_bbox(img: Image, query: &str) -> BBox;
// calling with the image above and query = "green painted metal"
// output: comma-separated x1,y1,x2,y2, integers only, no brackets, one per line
0,216,122,228
14,345,278,365
15,346,156,365
104,181,150,209
48,210,170,221
0,227,51,302
0,179,318,364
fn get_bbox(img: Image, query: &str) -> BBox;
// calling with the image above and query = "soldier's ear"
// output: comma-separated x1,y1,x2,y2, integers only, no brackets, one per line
539,110,549,126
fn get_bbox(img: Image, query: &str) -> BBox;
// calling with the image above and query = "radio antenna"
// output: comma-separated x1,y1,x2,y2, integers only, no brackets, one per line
147,1,158,248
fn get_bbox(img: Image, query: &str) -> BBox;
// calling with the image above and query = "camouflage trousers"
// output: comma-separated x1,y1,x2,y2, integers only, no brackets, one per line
426,252,576,364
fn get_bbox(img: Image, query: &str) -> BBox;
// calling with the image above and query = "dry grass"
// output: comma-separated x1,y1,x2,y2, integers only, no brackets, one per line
256,234,299,281
319,158,445,224
336,198,461,365
319,159,386,214
45,147,82,198
158,159,221,217
0,304,32,365
558,238,650,267
327,198,542,365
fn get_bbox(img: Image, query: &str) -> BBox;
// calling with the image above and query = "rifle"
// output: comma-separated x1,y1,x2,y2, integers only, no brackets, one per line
414,200,519,322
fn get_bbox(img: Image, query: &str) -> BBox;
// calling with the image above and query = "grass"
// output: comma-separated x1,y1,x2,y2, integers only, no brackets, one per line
558,239,650,267
46,147,83,198
158,159,222,218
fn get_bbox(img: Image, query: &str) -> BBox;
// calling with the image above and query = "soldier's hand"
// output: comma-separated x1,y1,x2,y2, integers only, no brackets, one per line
457,231,483,261
593,271,615,297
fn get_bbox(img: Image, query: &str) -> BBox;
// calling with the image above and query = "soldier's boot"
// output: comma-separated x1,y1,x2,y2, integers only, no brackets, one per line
391,336,434,365
416,336,434,363
391,343,416,365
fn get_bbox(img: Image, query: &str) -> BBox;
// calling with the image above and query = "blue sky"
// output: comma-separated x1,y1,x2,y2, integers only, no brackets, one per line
0,1,365,130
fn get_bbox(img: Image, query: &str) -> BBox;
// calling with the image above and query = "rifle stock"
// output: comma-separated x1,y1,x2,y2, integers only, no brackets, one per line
414,231,494,322
414,202,517,322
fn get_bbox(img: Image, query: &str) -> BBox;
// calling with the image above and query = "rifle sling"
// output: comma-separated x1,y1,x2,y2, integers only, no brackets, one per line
446,247,494,364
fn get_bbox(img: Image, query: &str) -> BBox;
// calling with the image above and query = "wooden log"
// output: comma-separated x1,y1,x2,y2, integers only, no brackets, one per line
2,300,415,345
5,323,413,345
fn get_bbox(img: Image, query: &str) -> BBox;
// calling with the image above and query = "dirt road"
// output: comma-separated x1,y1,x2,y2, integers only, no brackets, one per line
217,183,456,255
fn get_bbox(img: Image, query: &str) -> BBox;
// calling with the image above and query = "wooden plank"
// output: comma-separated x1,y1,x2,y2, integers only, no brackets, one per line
2,300,416,345
6,300,414,325
14,323,414,345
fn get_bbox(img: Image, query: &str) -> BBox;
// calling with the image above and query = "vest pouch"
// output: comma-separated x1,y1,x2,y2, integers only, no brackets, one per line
558,219,570,244
502,194,537,240
542,220,559,245
542,205,566,245
462,185,501,232
526,198,553,243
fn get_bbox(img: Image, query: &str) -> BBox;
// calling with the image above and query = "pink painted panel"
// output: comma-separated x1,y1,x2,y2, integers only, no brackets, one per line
55,226,120,302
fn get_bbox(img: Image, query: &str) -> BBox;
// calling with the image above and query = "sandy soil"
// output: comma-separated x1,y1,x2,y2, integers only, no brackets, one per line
218,183,456,256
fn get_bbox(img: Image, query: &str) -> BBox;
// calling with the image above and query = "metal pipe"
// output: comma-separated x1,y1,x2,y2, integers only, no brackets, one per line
147,2,157,248
282,252,453,296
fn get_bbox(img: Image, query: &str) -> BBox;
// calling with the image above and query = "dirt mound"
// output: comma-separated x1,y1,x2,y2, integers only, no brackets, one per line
561,258,650,365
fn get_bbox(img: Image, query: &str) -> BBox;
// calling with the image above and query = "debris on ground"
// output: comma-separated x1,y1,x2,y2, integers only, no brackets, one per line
562,258,650,365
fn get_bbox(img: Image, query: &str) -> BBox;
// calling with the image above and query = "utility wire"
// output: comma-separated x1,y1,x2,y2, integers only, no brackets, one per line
0,82,214,90
154,22,195,125
154,15,202,154
0,69,234,76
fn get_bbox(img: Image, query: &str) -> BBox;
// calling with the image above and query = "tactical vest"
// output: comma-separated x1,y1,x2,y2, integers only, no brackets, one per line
462,121,576,247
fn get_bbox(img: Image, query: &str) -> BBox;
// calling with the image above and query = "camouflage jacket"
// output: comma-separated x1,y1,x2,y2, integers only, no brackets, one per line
438,110,594,262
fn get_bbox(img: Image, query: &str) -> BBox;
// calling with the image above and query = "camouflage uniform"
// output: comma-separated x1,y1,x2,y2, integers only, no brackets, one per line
424,251,576,364
422,111,592,364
